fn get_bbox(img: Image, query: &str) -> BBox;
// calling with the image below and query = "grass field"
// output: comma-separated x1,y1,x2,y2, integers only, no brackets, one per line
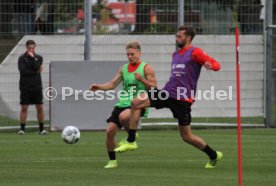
0,115,264,127
0,128,276,186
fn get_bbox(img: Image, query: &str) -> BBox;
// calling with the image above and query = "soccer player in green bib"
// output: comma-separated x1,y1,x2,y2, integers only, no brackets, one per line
90,42,157,168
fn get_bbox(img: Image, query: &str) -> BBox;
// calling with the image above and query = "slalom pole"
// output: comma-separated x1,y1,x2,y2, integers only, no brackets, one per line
235,27,242,186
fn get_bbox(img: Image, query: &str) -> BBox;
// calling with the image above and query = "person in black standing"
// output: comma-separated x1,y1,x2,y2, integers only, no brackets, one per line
18,40,47,135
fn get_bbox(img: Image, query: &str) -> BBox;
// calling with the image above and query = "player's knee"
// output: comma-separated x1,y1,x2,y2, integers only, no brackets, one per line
21,107,28,113
106,127,116,138
37,110,44,116
36,106,44,113
119,111,130,124
181,134,193,143
119,112,128,121
119,116,129,126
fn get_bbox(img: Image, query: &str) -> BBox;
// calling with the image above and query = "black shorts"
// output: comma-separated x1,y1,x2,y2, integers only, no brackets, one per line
106,107,146,129
20,90,43,105
147,89,192,125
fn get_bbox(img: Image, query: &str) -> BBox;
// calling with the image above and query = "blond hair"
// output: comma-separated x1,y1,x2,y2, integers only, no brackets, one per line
126,41,141,51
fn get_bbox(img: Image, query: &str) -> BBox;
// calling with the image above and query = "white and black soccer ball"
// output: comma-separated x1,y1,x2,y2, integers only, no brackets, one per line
61,126,80,144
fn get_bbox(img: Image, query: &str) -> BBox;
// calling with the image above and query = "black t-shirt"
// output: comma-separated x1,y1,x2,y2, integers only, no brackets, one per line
18,52,43,91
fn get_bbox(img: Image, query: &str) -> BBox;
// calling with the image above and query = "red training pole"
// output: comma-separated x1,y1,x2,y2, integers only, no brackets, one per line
235,27,242,186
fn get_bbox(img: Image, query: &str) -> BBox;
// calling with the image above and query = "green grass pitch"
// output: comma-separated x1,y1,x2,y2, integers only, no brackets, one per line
0,129,276,186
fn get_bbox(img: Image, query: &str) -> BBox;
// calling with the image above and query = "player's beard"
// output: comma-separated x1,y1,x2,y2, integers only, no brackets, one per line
177,41,185,48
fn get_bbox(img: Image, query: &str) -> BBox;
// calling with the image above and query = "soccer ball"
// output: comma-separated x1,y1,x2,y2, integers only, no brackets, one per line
61,126,80,144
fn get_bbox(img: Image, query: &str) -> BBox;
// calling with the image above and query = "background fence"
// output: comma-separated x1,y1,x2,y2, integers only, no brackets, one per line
270,33,276,126
0,1,265,62
0,0,274,129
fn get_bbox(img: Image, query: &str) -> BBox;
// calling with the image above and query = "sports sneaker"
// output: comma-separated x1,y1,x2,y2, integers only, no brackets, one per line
18,130,25,135
104,160,117,169
205,151,223,169
39,130,48,135
118,133,139,146
114,141,138,153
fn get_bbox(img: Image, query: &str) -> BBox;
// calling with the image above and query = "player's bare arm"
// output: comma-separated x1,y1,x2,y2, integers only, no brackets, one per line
90,66,123,91
134,65,157,89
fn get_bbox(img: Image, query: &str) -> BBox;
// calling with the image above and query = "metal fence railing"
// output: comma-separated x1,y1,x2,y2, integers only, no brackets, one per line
271,36,276,126
0,1,264,62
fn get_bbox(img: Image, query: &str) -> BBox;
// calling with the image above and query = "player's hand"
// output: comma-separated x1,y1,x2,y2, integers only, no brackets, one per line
90,84,99,91
38,65,43,72
204,62,212,70
27,51,34,57
134,72,143,81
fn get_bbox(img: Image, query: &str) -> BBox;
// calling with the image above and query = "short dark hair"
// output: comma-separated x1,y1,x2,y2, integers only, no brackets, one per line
178,26,196,41
126,41,141,51
26,40,36,47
